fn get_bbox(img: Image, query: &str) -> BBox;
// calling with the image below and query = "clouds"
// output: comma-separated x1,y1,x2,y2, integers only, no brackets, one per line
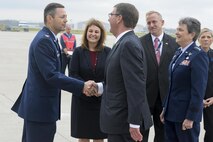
0,0,213,29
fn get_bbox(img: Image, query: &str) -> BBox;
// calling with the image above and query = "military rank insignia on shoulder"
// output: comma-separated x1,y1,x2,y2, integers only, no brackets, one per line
44,34,50,38
194,46,201,51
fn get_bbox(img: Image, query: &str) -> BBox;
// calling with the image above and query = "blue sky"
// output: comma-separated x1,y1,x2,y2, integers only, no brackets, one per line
0,0,213,29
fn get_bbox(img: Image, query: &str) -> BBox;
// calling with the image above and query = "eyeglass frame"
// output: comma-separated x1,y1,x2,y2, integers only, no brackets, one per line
108,13,120,18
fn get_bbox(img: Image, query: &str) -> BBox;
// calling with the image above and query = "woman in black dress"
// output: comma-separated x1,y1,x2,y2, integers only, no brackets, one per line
69,18,111,142
198,28,213,142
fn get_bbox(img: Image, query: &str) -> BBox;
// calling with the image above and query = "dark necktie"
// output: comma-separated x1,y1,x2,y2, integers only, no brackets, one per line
154,38,160,64
172,49,182,70
55,39,62,69
55,39,60,50
174,49,182,62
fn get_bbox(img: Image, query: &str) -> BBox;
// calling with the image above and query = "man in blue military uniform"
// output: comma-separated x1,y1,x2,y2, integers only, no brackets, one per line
160,17,209,142
11,3,97,142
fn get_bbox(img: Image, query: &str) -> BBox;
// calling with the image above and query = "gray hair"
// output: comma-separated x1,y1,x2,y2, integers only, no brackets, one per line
178,17,201,41
146,11,163,20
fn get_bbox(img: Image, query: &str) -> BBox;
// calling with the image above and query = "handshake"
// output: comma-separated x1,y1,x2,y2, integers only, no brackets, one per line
83,80,100,97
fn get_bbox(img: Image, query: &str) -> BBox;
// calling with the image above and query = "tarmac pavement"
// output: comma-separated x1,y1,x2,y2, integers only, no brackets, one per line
0,31,205,142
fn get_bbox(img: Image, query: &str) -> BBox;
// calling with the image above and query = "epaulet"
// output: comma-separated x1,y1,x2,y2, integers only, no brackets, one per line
44,34,50,38
44,34,50,37
194,46,201,51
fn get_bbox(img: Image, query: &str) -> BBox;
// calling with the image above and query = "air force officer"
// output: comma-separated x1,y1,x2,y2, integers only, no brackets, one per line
160,17,209,142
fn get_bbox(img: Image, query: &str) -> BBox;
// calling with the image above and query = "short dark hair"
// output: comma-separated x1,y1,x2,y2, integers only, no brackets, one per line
178,17,201,41
81,18,106,51
44,3,64,24
114,3,139,29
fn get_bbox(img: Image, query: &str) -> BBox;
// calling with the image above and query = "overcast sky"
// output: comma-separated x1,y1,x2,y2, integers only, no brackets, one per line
0,0,213,29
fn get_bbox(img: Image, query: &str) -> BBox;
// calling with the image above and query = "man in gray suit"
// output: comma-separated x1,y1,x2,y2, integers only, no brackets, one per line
98,3,152,142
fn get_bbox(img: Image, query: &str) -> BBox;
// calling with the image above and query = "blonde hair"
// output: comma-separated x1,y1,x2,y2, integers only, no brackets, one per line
198,28,213,38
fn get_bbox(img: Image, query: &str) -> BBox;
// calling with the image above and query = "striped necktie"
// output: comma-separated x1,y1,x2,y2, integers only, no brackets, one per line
154,38,160,64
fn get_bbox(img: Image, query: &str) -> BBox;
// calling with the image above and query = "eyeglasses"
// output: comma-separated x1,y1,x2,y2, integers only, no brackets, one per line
108,13,120,18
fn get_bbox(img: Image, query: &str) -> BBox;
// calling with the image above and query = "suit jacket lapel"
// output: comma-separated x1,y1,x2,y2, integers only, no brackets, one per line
104,42,120,80
105,31,134,76
105,31,132,66
104,32,132,81
105,42,119,63
159,35,169,65
52,39,62,70
44,27,61,53
43,27,62,70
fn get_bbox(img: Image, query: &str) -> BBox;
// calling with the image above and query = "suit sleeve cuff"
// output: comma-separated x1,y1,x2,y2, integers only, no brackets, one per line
97,82,103,95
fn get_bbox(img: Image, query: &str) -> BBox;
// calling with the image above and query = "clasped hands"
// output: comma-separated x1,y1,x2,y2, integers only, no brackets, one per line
83,80,100,97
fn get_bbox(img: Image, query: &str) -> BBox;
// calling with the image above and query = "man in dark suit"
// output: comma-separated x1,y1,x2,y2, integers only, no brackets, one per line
139,11,178,142
160,17,209,142
98,3,152,142
11,3,96,142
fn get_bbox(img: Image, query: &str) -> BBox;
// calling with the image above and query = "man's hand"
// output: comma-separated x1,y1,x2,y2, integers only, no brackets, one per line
91,82,100,97
160,110,165,124
129,127,143,142
83,80,99,97
63,48,68,54
182,119,193,130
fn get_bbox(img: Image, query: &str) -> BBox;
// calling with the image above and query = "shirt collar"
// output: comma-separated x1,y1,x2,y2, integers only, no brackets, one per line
50,30,58,41
180,42,194,53
151,33,164,43
115,30,132,44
